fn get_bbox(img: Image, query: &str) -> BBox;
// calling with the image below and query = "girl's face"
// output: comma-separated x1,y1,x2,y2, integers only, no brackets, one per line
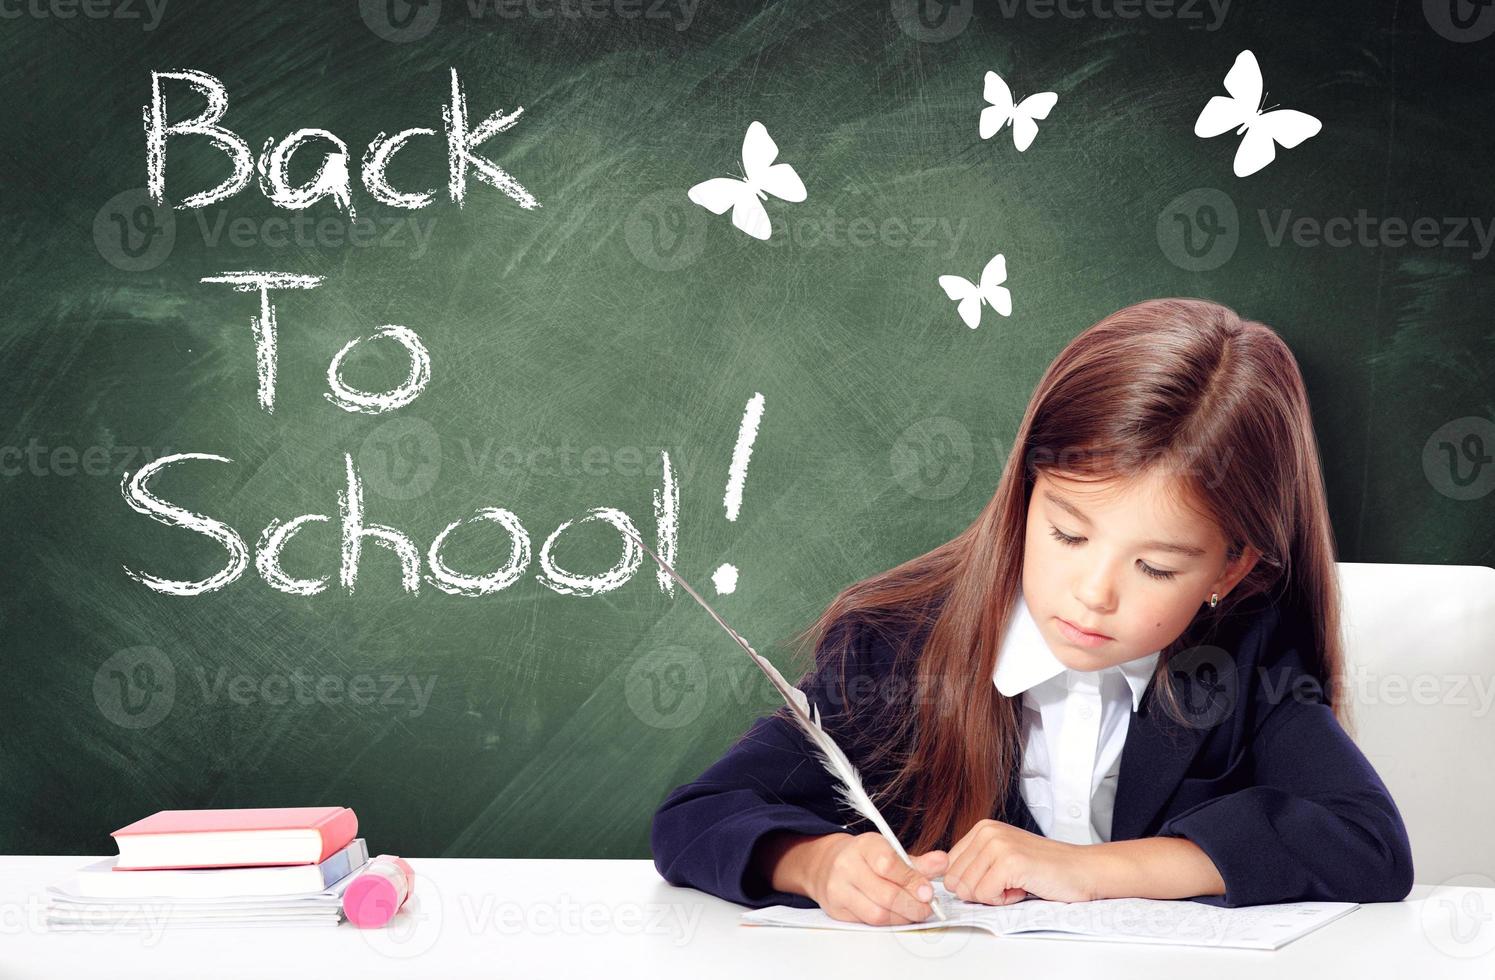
1021,467,1259,672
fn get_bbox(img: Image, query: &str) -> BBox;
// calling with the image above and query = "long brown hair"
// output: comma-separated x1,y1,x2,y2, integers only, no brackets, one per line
782,297,1348,854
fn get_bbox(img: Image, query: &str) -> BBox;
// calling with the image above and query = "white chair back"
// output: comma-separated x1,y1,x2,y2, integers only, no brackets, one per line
1337,562,1495,885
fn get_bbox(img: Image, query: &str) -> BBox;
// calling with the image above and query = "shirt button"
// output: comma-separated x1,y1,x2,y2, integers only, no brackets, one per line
1079,705,1094,720
1067,803,1082,818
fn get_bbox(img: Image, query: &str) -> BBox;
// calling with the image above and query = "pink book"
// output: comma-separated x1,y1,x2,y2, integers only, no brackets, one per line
110,806,358,871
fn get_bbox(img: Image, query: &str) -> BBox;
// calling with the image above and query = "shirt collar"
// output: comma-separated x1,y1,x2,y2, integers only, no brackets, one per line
991,592,1160,712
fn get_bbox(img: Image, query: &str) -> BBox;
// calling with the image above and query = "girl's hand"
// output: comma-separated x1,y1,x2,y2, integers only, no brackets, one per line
941,819,1097,905
805,832,950,926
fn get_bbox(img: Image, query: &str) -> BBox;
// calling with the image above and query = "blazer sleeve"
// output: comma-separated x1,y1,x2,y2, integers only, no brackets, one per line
1156,614,1415,907
649,620,900,910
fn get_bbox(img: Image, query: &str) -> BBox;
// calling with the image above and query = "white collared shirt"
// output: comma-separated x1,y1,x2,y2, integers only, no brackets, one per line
992,593,1161,845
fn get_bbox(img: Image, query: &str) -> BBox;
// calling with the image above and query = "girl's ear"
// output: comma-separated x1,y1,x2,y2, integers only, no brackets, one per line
1216,544,1261,598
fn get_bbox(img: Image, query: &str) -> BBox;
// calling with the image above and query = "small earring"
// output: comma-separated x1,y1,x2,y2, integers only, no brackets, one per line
1207,592,1221,609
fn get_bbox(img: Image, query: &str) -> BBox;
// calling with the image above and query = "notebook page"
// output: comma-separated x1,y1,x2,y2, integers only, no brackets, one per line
740,880,1359,950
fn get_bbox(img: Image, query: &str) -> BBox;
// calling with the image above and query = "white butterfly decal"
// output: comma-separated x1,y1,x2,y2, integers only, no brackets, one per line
1194,50,1321,177
687,121,806,241
938,253,1011,329
979,70,1058,152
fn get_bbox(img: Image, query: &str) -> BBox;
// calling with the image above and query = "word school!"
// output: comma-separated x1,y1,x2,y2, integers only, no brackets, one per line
120,451,682,599
144,68,539,215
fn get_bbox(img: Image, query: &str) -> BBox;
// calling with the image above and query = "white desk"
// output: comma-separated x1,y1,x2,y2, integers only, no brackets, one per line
2,856,1493,978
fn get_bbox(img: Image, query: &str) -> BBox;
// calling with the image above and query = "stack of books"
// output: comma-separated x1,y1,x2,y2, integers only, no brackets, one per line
46,806,370,931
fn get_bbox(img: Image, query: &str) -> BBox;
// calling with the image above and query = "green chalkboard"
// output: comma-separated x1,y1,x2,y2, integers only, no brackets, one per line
1,0,1491,857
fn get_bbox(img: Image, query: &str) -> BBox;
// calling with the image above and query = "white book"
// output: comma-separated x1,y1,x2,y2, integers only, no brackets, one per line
48,907,342,922
46,909,344,931
60,838,368,900
44,869,363,932
47,892,345,912
741,881,1360,951
47,918,342,931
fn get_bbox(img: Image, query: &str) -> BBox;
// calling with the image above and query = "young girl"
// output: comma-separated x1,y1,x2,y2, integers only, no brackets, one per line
650,298,1414,925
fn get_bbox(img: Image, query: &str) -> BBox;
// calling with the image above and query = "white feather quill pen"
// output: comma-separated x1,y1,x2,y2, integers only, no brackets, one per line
620,526,947,922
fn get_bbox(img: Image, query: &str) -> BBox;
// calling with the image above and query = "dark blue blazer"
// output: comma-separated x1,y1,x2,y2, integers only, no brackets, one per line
650,593,1415,910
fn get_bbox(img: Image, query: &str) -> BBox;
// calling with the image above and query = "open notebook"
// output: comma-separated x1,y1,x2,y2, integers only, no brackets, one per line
741,880,1359,951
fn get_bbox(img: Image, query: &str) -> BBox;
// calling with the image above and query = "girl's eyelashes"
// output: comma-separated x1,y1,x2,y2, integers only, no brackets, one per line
1048,525,1083,548
1046,525,1179,581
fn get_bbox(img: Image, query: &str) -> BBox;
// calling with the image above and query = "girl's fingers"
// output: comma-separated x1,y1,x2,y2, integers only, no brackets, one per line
846,876,920,925
915,850,948,875
972,864,1020,905
825,838,941,926
942,842,981,893
884,871,937,922
948,847,996,900
945,830,982,883
859,850,935,924
867,854,935,923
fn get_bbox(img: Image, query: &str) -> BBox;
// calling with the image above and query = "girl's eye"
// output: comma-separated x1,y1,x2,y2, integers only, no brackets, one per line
1048,526,1083,548
1047,525,1179,581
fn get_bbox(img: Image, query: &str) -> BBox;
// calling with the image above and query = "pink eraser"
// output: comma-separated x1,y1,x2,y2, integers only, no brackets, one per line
342,855,415,928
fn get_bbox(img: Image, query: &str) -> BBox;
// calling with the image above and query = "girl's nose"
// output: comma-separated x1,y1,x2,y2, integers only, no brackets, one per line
1074,567,1117,612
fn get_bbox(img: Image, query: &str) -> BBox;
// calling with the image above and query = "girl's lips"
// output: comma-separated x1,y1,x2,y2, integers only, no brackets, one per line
1056,617,1113,646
